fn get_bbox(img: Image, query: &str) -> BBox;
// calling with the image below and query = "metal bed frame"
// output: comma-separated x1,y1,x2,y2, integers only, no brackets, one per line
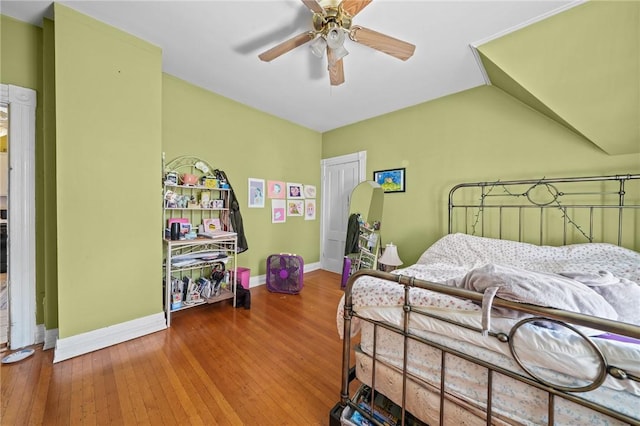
336,174,640,426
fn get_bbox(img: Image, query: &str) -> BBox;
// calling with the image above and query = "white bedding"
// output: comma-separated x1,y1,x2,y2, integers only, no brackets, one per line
337,234,640,423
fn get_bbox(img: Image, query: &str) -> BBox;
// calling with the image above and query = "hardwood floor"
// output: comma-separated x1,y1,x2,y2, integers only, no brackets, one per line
0,270,356,425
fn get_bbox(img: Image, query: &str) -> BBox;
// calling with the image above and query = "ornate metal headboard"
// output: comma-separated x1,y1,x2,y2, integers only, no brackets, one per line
448,174,640,249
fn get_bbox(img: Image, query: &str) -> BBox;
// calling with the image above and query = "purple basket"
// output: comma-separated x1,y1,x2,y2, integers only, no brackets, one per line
266,254,304,294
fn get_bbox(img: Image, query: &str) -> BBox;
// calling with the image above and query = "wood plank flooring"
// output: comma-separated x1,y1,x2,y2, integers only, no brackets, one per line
1,270,357,425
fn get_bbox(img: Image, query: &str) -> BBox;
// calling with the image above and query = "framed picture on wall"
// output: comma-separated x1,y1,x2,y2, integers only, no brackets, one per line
304,199,316,220
272,199,286,223
287,200,304,216
286,182,304,199
373,168,406,193
267,180,286,199
303,185,316,198
248,178,265,208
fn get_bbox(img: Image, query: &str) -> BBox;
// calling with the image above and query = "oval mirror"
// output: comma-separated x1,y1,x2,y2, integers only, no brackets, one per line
349,180,384,227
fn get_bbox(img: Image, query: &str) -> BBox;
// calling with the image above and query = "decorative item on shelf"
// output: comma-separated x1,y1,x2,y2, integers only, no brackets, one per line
181,173,198,186
194,161,210,174
165,171,178,185
378,242,403,272
202,218,222,233
170,222,181,241
200,191,211,206
203,176,218,188
164,190,177,208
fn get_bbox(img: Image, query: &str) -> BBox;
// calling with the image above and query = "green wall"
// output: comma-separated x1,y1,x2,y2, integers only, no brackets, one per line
2,1,639,345
162,74,322,275
0,15,48,326
477,1,640,155
54,5,162,337
322,85,640,264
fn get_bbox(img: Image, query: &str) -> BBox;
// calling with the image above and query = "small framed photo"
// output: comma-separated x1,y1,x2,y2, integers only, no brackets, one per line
165,171,178,186
287,182,303,199
267,180,286,199
272,199,286,223
180,223,192,236
202,218,222,233
304,199,316,221
287,200,304,216
248,178,265,208
303,185,316,198
373,168,406,193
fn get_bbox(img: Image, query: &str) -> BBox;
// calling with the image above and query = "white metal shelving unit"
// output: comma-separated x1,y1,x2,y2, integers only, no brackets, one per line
162,155,237,326
163,233,237,325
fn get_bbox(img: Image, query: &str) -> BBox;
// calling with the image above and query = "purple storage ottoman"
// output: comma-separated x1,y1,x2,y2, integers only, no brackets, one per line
266,253,304,294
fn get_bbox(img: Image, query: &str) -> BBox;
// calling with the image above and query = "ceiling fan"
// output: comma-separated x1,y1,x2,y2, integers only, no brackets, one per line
258,0,416,86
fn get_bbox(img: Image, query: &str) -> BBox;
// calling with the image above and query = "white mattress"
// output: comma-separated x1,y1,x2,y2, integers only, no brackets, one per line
356,319,639,425
338,234,640,424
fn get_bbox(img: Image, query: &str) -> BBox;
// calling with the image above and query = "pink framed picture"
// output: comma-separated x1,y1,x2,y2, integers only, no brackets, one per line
271,199,286,223
267,180,286,199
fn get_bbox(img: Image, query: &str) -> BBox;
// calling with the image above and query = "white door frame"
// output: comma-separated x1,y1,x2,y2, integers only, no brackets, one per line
320,151,366,271
1,84,37,349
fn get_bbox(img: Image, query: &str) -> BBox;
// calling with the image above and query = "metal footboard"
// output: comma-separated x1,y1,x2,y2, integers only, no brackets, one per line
340,269,640,425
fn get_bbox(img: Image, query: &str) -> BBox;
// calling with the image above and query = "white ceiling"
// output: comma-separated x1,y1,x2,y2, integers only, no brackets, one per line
1,0,578,132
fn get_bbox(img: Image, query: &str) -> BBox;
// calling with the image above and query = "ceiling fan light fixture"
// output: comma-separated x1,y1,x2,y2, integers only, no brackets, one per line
328,44,348,65
310,36,327,58
325,25,345,49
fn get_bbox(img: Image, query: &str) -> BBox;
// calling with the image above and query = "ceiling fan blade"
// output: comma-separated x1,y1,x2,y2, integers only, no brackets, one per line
258,32,315,62
327,48,345,86
350,26,415,61
301,0,325,15
341,0,372,17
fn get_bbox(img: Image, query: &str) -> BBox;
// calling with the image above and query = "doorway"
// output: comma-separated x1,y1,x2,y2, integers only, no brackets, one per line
0,105,7,347
0,84,37,350
320,151,366,273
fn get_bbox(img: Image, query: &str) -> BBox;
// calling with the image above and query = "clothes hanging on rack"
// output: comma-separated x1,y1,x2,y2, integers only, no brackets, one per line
344,213,360,255
215,169,248,253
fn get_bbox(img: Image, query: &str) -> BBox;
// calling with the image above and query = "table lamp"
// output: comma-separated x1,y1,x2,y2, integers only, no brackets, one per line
378,242,403,271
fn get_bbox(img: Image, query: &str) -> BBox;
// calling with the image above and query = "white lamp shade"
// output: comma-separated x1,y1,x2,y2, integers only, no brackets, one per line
328,44,348,65
378,243,403,266
310,36,326,58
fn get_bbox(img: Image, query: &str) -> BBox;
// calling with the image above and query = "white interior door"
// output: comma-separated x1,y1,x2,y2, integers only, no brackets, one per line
321,152,366,273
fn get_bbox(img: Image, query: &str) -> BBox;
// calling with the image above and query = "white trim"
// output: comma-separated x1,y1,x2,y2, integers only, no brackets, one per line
35,324,45,344
43,328,58,351
470,1,585,85
53,313,167,363
320,151,366,272
469,45,491,86
1,84,37,350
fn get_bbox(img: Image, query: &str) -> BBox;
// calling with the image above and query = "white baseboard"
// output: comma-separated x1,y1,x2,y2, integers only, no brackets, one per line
53,312,167,363
43,328,58,350
35,324,45,344
248,261,321,288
